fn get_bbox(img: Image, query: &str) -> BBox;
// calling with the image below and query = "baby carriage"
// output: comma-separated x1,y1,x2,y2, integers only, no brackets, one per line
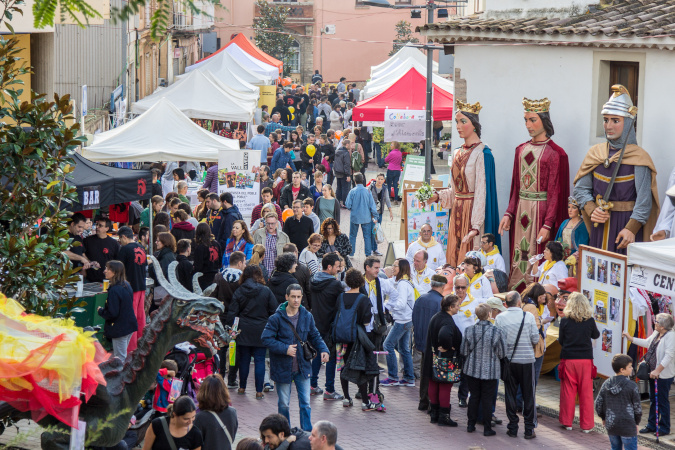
164,343,220,401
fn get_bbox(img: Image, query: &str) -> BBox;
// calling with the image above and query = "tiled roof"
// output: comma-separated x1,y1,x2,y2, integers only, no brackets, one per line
418,0,675,40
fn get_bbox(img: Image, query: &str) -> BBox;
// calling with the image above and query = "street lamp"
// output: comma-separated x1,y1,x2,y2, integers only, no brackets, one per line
365,0,466,182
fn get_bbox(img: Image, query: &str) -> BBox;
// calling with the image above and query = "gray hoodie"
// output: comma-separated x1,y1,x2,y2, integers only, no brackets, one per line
594,375,642,436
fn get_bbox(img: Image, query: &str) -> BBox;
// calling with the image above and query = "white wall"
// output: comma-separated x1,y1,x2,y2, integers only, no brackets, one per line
453,44,675,256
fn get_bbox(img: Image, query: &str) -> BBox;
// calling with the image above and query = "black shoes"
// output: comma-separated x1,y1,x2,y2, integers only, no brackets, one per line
506,430,518,438
429,404,439,424
467,425,476,433
418,403,429,411
484,430,496,437
524,432,536,440
458,398,468,408
639,427,656,434
437,408,458,427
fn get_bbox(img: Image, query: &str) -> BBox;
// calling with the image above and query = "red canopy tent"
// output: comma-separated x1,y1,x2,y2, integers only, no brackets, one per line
352,68,453,122
196,33,283,73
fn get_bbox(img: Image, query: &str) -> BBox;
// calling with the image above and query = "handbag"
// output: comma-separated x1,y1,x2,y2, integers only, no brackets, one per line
500,311,526,383
432,353,462,383
285,318,318,361
637,334,663,380
636,359,651,380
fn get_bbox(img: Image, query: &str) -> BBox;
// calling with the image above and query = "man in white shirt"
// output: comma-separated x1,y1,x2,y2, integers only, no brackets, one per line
480,233,505,273
406,223,446,271
411,250,435,296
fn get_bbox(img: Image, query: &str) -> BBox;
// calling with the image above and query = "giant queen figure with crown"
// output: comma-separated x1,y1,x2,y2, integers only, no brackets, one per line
425,99,500,267
499,98,570,292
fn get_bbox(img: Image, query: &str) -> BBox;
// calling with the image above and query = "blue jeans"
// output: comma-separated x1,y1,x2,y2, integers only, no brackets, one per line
386,170,400,201
277,371,312,431
608,435,637,450
238,346,266,393
336,177,350,204
311,335,336,392
648,376,674,434
383,321,414,382
370,213,383,253
374,142,384,168
349,221,373,257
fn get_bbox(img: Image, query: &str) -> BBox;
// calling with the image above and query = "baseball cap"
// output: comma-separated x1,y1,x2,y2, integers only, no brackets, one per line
486,297,506,312
558,277,578,293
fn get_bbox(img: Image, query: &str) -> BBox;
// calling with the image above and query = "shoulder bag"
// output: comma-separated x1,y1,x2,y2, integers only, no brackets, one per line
285,316,318,361
208,411,234,446
432,320,463,384
637,334,663,380
500,311,526,383
160,417,178,450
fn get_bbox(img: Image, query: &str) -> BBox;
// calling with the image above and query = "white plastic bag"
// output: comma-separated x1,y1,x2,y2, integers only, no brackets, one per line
373,223,385,244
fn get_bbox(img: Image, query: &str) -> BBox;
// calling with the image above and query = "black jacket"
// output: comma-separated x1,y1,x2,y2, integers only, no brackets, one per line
321,142,335,164
293,264,312,310
175,254,193,291
193,240,222,289
423,312,462,381
309,272,344,335
279,184,311,210
211,268,241,324
559,317,600,360
268,271,298,306
595,375,642,437
282,215,314,252
300,143,321,169
149,247,176,284
170,221,195,243
226,278,277,347
98,281,138,339
333,147,351,178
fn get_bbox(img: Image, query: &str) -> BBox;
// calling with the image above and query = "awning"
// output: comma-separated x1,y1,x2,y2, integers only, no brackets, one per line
195,33,283,73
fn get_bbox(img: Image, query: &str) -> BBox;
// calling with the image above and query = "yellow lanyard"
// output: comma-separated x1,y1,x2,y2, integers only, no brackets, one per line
540,260,555,278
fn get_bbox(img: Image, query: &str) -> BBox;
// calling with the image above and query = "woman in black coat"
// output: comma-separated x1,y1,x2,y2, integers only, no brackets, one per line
192,223,222,289
226,265,277,399
424,294,462,427
267,253,299,306
98,260,138,361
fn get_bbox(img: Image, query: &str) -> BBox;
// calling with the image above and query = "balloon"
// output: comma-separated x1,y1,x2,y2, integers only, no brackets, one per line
289,106,295,113
291,84,297,89
282,208,294,223
306,144,316,157
335,130,342,139
281,78,292,87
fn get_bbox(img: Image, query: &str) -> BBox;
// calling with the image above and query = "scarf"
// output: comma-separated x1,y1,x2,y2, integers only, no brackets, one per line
416,236,438,249
225,238,247,256
482,246,499,257
540,260,555,277
367,279,378,296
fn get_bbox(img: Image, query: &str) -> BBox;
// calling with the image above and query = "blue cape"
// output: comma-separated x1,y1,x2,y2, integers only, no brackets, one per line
483,145,501,250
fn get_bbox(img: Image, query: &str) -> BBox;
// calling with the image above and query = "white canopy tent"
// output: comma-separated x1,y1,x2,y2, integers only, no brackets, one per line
628,238,675,273
362,63,454,100
370,44,438,78
186,46,276,85
83,98,239,162
177,66,259,97
131,69,256,122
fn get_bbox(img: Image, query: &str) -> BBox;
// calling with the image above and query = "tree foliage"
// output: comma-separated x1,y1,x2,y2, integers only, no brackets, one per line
0,34,84,317
253,0,294,74
390,20,419,56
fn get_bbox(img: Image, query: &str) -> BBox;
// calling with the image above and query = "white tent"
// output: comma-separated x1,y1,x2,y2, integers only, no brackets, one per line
178,66,259,97
131,69,256,122
222,44,279,79
186,47,275,85
362,64,454,100
370,44,438,78
83,98,239,162
628,238,675,272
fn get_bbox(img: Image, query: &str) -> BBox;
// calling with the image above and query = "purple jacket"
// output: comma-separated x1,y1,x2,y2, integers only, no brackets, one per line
202,164,219,193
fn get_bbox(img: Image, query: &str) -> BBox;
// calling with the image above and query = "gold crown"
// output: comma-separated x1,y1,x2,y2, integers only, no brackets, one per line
522,97,551,113
456,99,482,115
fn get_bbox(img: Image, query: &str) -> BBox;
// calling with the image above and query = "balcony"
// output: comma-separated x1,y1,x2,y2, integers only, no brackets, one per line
172,1,214,33
256,1,314,25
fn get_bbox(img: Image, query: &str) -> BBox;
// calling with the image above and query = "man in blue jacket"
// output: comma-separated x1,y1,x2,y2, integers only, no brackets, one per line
262,284,329,432
217,192,243,249
345,172,378,258
271,142,297,174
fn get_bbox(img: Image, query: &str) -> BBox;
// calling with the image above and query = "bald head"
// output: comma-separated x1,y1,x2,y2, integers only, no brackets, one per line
505,291,521,308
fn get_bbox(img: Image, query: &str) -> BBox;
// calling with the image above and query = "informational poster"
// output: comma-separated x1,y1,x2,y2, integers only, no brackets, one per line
403,189,449,253
578,245,628,378
384,109,425,143
218,149,261,217
258,85,277,110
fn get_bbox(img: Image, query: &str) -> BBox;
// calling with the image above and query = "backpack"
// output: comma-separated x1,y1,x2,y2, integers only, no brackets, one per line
351,148,363,172
331,293,366,344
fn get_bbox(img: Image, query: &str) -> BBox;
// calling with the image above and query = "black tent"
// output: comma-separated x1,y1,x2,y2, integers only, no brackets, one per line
64,153,153,211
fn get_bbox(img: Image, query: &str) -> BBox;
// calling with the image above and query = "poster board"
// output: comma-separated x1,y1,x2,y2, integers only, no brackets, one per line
399,155,426,188
403,188,449,254
399,180,443,239
384,109,425,143
217,149,262,217
577,245,628,378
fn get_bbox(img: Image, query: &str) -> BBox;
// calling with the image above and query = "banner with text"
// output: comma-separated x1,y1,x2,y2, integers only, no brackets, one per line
218,149,262,217
384,109,426,143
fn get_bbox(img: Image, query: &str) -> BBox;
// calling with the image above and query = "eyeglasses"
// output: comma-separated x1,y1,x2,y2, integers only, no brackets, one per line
454,286,467,290
266,222,276,226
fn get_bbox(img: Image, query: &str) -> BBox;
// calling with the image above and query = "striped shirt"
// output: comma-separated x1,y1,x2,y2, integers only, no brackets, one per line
494,307,540,364
264,232,278,276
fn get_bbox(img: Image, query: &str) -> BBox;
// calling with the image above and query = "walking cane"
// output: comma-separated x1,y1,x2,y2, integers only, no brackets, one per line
655,378,660,443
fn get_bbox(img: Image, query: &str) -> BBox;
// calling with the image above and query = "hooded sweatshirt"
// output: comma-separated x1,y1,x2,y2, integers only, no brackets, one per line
171,220,196,242
594,375,642,436
309,271,343,334
226,278,277,347
268,271,298,306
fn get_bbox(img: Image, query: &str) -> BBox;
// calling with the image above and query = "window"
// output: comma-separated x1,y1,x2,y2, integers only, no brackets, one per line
609,61,639,109
287,40,300,73
395,0,412,3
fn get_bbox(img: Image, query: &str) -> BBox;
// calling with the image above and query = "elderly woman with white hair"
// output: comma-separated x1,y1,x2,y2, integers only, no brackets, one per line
623,313,675,436
558,292,600,433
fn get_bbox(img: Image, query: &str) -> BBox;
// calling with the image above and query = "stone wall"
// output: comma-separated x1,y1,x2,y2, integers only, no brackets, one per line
454,68,467,102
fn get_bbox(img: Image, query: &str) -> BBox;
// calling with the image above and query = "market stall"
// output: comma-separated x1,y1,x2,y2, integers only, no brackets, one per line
131,69,257,122
352,68,454,122
187,50,274,86
192,32,283,74
82,98,240,162
370,43,438,78
177,67,259,97
362,61,454,100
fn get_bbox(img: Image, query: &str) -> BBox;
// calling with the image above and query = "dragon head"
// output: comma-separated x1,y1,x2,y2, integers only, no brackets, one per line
149,256,235,356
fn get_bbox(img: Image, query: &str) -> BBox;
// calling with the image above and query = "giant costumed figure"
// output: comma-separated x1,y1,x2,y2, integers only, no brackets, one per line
424,100,500,267
499,98,570,292
573,85,659,254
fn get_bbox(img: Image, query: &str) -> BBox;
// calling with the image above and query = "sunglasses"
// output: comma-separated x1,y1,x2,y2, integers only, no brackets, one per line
454,286,467,290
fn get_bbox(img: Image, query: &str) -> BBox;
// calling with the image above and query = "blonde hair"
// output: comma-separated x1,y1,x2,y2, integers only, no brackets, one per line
249,244,266,266
563,292,593,322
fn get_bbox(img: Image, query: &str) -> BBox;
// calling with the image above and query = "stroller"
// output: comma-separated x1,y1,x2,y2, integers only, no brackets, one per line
164,343,220,401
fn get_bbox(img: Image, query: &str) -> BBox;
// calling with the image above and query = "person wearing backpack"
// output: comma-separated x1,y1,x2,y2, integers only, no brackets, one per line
349,134,365,187
335,268,380,411
333,140,352,207
381,258,417,388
